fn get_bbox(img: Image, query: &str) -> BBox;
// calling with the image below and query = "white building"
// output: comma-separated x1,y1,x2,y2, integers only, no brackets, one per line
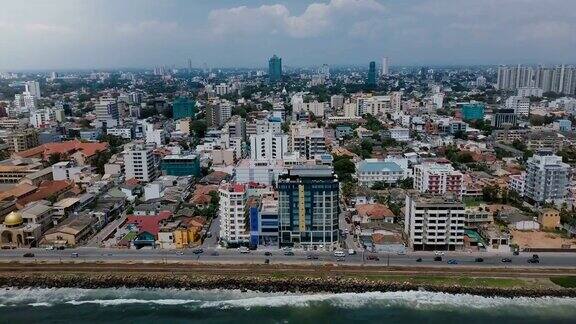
30,108,64,128
25,81,41,98
52,161,86,181
95,97,119,127
145,122,165,147
524,151,569,203
360,96,391,116
124,143,158,182
219,183,249,245
290,124,327,159
144,182,164,201
215,83,229,96
330,95,344,109
343,101,357,117
413,162,464,197
356,159,408,187
381,57,389,76
505,96,530,116
389,127,410,142
404,193,466,251
508,172,525,197
250,132,289,162
517,87,543,97
234,159,286,185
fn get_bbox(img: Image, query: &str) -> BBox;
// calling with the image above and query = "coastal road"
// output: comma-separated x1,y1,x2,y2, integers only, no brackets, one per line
3,247,576,269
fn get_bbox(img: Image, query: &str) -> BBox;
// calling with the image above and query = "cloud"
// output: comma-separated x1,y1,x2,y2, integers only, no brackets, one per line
116,20,179,35
207,0,385,39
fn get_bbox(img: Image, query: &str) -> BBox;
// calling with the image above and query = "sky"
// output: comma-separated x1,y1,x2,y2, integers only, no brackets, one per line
0,0,575,70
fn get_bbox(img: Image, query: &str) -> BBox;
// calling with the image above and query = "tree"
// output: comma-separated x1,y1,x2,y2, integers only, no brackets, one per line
91,150,112,175
48,153,63,166
482,185,500,203
191,119,208,138
333,155,355,182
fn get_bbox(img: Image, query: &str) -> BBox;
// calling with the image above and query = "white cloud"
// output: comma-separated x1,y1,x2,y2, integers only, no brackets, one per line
207,0,385,39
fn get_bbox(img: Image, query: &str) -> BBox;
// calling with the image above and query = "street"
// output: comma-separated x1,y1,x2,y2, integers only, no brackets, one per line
5,247,576,269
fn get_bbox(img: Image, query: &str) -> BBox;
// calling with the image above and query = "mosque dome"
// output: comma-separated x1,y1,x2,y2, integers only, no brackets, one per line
3,211,23,226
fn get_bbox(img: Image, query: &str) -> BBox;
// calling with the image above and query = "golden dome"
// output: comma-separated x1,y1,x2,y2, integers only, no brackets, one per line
4,211,23,226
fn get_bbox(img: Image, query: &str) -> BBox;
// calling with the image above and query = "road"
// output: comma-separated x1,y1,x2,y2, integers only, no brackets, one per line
6,247,576,269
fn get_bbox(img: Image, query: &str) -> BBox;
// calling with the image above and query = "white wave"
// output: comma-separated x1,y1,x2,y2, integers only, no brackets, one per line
29,302,52,307
200,291,576,311
66,298,199,306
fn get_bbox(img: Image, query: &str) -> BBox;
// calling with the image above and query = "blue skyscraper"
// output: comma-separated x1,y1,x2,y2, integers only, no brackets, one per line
268,54,282,82
367,61,376,87
172,97,196,120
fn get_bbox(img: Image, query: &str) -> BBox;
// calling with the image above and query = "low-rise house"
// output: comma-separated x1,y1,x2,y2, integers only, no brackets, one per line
539,208,560,231
43,215,93,246
354,203,395,225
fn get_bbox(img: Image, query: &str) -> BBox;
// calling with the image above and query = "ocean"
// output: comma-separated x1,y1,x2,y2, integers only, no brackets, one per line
0,288,575,323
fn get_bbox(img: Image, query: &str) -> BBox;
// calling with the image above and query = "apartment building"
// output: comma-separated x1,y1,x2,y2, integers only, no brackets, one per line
219,183,249,246
414,162,463,198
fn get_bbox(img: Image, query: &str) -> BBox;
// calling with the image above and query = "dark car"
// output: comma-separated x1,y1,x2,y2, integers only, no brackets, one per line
264,251,272,256
434,256,442,262
447,259,458,265
475,257,484,262
501,258,512,263
307,254,319,260
416,257,423,262
23,253,34,258
210,251,219,256
513,250,519,255
366,255,380,261
192,248,204,254
528,258,540,264
532,254,539,259
264,258,270,264
284,251,295,256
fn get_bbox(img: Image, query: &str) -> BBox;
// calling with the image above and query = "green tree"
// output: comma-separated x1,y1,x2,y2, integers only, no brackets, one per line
191,119,208,138
333,155,355,182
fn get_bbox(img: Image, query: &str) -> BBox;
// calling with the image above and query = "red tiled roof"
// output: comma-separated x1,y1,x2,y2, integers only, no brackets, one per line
356,203,395,219
16,180,74,207
126,211,172,237
15,139,109,160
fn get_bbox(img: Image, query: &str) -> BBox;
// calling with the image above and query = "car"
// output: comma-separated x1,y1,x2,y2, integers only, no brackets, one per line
192,249,204,254
284,251,295,256
532,254,539,259
264,258,270,264
434,256,442,262
434,251,445,256
366,255,380,261
45,246,54,250
57,246,65,250
447,259,458,265
513,250,520,255
264,251,272,256
475,257,484,262
23,253,34,258
238,247,250,254
71,252,79,258
501,258,512,263
210,251,219,256
527,258,540,264
336,257,345,262
416,257,423,262
206,232,212,238
397,251,407,255
334,250,346,258
176,251,185,255
307,254,319,260
348,249,356,255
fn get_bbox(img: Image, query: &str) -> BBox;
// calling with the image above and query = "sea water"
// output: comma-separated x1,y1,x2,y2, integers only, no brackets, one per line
0,287,575,323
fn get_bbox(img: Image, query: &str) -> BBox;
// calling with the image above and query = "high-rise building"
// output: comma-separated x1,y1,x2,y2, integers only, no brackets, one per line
413,162,463,198
367,61,376,86
250,132,289,162
498,64,576,95
24,81,41,98
381,57,389,76
172,97,196,120
219,183,249,245
0,129,39,153
95,97,119,128
404,193,466,251
278,165,339,249
524,150,569,203
505,96,530,116
289,124,327,159
124,143,158,182
268,54,282,82
492,109,518,128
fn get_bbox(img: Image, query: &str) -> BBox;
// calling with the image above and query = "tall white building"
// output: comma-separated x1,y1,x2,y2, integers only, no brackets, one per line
524,151,569,203
25,81,41,98
360,96,391,116
505,96,530,116
404,193,466,251
219,183,249,245
95,97,119,128
413,162,464,198
124,143,158,182
290,124,327,159
215,83,229,96
29,108,65,128
250,132,289,162
381,57,389,76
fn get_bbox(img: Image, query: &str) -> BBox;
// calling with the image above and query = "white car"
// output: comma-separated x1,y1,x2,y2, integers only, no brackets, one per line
434,251,445,256
238,247,250,254
348,249,356,255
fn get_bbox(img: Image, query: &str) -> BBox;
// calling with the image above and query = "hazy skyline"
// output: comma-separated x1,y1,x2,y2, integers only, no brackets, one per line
1,0,575,70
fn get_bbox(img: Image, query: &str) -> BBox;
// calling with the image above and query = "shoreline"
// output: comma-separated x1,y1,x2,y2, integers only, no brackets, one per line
1,270,576,298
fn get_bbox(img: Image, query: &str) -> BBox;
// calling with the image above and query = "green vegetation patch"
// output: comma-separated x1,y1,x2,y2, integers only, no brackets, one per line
550,276,576,288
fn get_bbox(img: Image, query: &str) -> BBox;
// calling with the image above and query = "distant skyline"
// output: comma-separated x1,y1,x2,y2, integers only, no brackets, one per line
1,0,575,70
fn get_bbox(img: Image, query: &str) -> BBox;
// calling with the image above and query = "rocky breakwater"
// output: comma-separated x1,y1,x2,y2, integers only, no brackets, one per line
0,272,575,298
